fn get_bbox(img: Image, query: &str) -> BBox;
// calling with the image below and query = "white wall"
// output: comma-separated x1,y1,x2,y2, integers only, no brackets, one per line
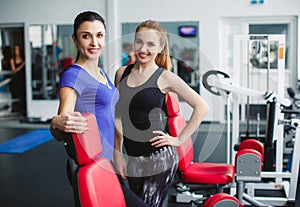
0,0,299,121
117,0,300,122
0,0,107,24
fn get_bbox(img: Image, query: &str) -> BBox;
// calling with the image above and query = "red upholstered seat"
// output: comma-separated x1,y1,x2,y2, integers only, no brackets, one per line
182,162,235,184
165,92,235,186
72,113,126,207
78,159,125,207
236,148,262,162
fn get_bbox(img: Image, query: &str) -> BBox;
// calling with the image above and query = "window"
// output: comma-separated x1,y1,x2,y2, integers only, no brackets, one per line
249,24,289,69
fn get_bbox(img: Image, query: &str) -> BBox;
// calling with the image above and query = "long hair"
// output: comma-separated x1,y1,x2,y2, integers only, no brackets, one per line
135,20,172,70
73,11,106,62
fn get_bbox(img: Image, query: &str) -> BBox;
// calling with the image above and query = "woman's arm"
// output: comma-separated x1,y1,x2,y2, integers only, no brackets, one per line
10,59,25,74
113,117,127,178
151,70,209,147
113,66,128,178
50,87,87,141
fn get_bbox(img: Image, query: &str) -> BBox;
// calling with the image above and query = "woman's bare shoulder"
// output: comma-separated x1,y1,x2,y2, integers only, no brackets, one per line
115,66,128,85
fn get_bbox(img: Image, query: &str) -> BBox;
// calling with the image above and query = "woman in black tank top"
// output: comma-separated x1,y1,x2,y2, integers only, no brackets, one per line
114,20,209,207
9,45,26,115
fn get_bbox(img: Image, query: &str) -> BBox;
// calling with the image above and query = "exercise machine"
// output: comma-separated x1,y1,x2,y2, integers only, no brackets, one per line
166,92,236,205
68,113,126,207
202,69,298,206
204,138,266,207
168,91,269,206
0,71,20,117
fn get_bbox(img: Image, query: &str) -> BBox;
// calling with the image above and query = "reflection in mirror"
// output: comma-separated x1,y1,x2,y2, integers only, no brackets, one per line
0,24,25,115
29,24,74,100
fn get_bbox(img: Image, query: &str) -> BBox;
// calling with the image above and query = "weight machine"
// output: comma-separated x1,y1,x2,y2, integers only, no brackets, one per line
203,35,300,206
201,34,299,206
203,69,299,206
0,71,20,117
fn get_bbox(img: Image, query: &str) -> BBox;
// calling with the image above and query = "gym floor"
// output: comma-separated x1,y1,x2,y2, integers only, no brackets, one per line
0,116,299,207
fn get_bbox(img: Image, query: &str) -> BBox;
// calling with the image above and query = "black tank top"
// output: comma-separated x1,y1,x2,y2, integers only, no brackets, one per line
116,64,168,157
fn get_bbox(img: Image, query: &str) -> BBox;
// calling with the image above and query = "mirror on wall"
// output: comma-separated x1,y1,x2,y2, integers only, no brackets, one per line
28,24,74,100
0,24,25,112
0,24,25,71
122,21,200,93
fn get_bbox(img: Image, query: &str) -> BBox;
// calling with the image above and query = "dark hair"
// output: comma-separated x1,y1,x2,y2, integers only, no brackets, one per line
12,44,24,60
73,11,106,61
1,45,11,70
2,45,11,59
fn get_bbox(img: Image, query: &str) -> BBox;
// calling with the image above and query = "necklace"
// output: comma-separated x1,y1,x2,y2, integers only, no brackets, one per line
99,69,112,89
74,63,112,90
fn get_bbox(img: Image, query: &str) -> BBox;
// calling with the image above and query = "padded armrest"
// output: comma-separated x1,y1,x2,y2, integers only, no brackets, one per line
238,139,264,161
78,158,126,207
236,148,262,160
235,148,262,182
204,193,244,207
72,113,102,165
165,92,180,117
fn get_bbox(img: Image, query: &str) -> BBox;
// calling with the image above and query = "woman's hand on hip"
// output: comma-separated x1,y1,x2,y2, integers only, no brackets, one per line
150,130,181,147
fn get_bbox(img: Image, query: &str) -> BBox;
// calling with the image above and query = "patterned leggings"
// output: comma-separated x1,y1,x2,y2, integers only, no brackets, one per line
127,146,178,207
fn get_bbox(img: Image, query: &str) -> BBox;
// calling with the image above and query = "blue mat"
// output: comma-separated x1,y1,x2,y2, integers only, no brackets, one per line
0,129,53,154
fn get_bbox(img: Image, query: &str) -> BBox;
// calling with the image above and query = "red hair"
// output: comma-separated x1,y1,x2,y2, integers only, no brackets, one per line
135,20,172,70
